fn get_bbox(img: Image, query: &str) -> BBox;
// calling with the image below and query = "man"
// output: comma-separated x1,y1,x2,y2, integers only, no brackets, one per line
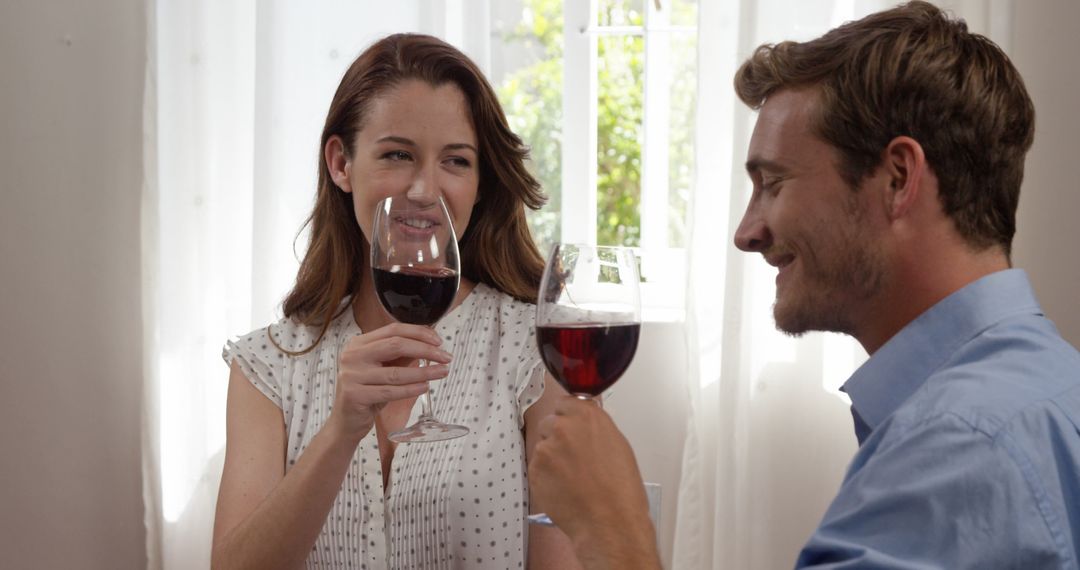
529,2,1080,568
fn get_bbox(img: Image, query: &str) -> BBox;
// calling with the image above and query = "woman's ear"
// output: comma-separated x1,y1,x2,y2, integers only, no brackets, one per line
880,136,927,221
324,135,352,193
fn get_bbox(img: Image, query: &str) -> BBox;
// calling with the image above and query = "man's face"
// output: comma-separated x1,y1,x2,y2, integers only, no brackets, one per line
734,89,887,336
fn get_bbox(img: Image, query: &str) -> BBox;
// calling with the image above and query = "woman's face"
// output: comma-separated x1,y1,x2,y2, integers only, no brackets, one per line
328,79,480,245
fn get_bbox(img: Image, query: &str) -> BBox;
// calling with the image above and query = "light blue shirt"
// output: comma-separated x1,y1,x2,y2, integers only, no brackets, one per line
797,269,1080,569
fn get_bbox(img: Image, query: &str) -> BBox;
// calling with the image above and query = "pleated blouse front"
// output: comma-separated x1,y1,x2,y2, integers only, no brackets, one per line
223,284,546,569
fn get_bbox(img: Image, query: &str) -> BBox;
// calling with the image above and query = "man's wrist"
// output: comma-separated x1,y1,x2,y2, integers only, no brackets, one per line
570,515,661,570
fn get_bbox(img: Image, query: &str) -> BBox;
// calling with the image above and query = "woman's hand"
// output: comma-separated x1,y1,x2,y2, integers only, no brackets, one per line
328,323,452,440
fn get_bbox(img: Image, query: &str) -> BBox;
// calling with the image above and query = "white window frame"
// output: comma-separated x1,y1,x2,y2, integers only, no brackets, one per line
562,0,693,321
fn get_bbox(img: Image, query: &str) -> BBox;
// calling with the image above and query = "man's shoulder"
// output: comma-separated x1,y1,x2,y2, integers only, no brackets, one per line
902,315,1080,439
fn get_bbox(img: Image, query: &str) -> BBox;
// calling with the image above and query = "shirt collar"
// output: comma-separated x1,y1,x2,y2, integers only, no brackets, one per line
841,269,1042,442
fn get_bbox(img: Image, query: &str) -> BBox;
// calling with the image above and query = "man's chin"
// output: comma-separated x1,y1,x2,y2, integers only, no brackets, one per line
773,303,812,336
773,302,855,338
775,320,811,337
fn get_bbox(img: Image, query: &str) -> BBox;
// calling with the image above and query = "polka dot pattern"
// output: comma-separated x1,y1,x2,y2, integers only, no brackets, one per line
222,283,545,568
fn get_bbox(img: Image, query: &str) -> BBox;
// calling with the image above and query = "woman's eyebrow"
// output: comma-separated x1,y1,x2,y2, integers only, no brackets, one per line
375,135,416,146
444,142,478,153
375,136,477,154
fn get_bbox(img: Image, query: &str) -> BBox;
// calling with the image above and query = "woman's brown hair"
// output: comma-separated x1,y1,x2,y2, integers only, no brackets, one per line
734,1,1034,256
280,33,546,351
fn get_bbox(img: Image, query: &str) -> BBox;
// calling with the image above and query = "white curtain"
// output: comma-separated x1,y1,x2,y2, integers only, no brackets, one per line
141,2,488,568
674,1,1014,568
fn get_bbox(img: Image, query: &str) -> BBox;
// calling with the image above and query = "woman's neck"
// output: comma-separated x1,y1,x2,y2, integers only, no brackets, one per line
352,265,478,333
353,268,392,333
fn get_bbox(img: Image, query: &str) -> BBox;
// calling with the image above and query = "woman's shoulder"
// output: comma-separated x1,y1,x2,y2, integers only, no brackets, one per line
264,315,329,354
228,306,350,359
473,282,536,326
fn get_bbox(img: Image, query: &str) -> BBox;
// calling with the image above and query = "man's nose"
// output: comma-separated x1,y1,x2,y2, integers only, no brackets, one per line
733,205,771,253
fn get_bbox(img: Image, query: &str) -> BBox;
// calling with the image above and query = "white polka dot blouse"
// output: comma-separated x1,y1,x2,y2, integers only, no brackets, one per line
222,283,546,569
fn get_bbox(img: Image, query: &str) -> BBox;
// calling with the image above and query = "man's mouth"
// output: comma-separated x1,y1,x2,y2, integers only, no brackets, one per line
765,252,796,288
764,252,795,269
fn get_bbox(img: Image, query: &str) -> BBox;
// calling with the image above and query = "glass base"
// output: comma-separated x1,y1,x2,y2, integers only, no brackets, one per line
526,513,555,526
388,418,470,443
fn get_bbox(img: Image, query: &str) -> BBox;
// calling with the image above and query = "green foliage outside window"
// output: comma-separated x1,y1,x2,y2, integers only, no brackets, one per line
496,0,695,251
497,0,645,251
496,0,565,256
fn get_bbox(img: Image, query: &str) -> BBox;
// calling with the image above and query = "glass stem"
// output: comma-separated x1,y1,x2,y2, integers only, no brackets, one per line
573,393,603,409
417,358,435,421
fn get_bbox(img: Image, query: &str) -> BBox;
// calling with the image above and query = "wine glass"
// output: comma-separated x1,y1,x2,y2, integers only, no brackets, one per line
527,243,642,525
370,195,470,443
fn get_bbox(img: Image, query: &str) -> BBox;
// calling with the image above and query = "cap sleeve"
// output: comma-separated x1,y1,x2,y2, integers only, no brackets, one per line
506,300,546,429
221,323,287,408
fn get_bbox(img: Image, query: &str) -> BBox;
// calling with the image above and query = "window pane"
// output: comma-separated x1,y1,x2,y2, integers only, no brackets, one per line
668,27,697,247
597,33,644,247
598,0,645,27
668,0,698,27
491,0,563,257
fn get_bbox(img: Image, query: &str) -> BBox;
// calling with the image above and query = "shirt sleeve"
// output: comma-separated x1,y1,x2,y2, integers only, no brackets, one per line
797,412,1067,569
514,330,546,429
221,324,285,408
500,297,545,429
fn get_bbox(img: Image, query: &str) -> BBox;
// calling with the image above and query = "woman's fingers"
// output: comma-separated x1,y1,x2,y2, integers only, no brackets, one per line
346,322,443,348
343,334,452,366
359,382,429,404
340,362,450,386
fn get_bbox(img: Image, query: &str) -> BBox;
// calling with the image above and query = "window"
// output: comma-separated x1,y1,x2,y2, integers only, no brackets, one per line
492,0,697,319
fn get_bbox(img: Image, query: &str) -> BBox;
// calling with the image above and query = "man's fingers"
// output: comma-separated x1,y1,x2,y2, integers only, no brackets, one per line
553,395,598,416
537,412,558,439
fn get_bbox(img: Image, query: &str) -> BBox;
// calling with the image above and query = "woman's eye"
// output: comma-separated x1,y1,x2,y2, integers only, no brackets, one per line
383,150,412,161
446,156,472,168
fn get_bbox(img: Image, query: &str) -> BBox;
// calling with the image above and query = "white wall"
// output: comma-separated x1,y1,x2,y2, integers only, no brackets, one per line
606,320,689,566
1011,0,1080,347
0,0,146,568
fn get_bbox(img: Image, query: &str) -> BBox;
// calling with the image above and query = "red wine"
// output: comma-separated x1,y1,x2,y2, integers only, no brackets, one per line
537,323,640,396
373,267,458,326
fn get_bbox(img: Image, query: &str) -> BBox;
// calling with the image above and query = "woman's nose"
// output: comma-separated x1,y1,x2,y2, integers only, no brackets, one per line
733,205,771,253
405,163,439,202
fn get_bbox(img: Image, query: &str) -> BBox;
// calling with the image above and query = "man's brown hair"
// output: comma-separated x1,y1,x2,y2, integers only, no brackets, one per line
734,1,1035,255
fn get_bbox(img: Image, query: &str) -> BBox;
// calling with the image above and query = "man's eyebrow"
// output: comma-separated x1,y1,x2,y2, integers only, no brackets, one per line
745,157,788,175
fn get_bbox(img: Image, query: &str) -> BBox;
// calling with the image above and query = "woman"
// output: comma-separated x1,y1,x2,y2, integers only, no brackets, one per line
213,33,579,569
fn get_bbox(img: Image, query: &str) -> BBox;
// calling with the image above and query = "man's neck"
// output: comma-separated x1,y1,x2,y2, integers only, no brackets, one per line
854,245,1010,355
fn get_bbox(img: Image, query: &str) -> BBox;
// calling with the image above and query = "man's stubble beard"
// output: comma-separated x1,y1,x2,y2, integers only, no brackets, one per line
773,197,886,338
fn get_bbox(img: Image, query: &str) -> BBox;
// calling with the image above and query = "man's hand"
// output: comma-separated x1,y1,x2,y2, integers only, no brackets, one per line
529,397,661,570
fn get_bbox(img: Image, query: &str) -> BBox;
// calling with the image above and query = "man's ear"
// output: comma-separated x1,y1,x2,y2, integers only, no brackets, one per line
324,135,352,193
880,136,927,220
